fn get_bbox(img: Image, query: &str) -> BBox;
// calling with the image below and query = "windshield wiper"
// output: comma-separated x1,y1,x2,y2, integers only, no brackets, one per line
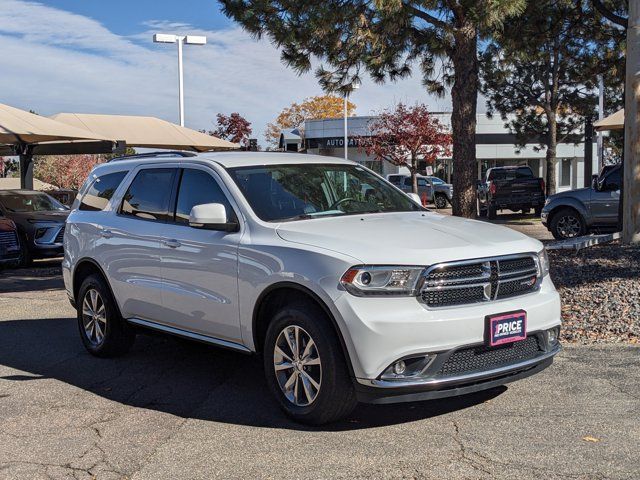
277,212,347,222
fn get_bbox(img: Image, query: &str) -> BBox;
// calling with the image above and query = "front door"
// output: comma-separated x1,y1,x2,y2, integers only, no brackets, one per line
159,167,242,343
590,167,621,226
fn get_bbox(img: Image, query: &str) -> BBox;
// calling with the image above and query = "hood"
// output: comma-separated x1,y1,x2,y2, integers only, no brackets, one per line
276,211,541,265
548,187,591,201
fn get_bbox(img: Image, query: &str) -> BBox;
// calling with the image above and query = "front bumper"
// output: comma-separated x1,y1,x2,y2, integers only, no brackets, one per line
354,340,561,404
333,275,561,381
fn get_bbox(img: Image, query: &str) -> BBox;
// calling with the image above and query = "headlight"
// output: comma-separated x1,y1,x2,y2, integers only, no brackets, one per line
544,198,551,206
537,248,550,277
340,266,425,296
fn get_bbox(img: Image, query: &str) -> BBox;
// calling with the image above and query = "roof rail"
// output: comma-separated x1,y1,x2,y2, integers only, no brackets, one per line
108,151,198,162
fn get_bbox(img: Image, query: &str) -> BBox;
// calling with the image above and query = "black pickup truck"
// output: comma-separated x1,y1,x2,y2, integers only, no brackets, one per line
477,166,546,219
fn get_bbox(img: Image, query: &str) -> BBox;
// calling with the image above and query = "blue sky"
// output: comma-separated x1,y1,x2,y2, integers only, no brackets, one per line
42,0,234,34
0,0,453,146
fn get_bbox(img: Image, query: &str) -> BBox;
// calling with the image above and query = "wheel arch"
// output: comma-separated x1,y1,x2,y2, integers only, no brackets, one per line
547,203,587,227
252,281,355,377
72,258,121,314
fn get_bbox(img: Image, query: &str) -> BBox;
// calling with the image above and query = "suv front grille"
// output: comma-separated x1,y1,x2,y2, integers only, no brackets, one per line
0,231,19,251
437,335,542,377
420,254,539,307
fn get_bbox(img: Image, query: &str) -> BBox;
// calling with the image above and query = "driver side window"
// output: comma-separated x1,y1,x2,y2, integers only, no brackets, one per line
603,169,621,191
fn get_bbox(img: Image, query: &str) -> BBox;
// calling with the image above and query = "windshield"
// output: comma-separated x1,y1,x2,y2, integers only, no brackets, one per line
227,163,422,222
0,192,68,213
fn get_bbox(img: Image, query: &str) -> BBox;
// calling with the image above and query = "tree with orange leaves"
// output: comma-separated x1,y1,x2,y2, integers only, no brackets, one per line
265,95,356,147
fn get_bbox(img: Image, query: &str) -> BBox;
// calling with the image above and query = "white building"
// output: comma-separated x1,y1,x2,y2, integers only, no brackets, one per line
296,113,598,192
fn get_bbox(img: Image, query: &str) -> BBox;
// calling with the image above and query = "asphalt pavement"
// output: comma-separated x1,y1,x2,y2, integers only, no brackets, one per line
0,262,638,480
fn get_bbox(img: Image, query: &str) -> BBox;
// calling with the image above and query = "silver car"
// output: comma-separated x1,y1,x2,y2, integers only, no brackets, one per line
387,174,452,209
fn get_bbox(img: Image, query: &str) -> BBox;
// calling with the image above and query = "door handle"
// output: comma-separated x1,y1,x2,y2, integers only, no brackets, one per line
99,228,113,239
163,239,182,248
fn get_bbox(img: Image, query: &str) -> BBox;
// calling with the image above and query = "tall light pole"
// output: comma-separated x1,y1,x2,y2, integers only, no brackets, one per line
343,81,360,160
153,33,207,127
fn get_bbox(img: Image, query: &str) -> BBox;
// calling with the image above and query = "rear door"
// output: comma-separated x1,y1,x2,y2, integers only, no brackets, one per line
158,165,243,343
105,166,177,321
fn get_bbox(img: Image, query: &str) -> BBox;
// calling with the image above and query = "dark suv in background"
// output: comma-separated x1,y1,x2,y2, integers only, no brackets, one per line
541,165,621,239
0,190,69,265
0,214,21,267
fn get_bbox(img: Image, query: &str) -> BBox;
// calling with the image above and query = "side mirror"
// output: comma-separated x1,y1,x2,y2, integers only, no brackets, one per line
189,203,238,232
591,175,599,190
406,192,422,205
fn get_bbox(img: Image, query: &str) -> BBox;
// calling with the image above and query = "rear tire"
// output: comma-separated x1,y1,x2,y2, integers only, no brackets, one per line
534,206,543,217
77,274,135,357
488,205,497,220
263,301,357,425
549,208,586,240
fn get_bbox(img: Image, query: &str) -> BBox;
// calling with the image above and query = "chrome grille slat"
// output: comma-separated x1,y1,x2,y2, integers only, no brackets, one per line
420,254,539,308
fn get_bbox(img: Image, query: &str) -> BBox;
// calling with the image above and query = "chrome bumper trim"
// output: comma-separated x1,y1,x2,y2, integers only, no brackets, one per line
356,344,561,389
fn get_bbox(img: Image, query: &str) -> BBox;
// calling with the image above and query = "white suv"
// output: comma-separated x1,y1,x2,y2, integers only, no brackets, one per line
63,152,561,424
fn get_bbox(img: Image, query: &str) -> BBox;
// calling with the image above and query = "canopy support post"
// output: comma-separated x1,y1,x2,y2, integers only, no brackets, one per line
18,145,34,190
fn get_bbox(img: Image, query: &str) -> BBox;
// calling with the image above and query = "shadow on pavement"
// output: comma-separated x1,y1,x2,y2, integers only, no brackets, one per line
0,259,63,293
0,316,505,432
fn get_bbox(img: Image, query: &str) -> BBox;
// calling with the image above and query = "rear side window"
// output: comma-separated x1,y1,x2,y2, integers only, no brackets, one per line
79,171,128,211
174,169,235,224
120,168,176,221
388,175,402,184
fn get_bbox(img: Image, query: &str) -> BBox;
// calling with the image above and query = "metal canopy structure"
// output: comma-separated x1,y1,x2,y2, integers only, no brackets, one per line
0,103,119,189
594,108,624,131
51,113,239,152
0,104,240,190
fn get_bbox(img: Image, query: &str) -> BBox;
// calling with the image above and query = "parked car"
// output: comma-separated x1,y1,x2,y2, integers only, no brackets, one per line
387,174,452,208
63,152,561,425
46,189,77,208
0,190,69,265
0,214,22,268
477,166,546,219
541,164,621,240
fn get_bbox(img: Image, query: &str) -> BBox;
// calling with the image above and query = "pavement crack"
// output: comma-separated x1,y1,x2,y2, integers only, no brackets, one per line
451,420,492,475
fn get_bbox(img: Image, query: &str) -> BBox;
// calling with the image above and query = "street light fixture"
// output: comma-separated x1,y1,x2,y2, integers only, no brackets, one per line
344,80,360,160
153,33,207,127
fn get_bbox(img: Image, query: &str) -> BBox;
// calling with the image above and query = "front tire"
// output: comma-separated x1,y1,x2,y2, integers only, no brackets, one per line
549,208,586,240
434,193,448,209
263,301,357,425
77,274,135,357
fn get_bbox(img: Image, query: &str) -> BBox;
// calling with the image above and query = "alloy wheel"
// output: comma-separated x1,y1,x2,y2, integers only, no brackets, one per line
557,215,581,238
273,325,322,406
82,288,107,346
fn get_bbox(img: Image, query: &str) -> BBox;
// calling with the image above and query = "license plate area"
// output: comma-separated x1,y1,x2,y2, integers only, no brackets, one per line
486,310,527,347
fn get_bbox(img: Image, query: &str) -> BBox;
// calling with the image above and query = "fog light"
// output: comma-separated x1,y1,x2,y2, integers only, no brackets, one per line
393,360,406,375
35,228,48,239
380,354,435,380
547,327,559,346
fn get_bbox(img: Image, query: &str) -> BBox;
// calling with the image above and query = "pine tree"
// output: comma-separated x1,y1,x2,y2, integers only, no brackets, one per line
219,0,526,218
480,0,625,195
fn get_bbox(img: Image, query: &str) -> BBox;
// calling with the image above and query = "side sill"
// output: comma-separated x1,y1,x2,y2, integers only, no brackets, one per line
127,318,252,354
